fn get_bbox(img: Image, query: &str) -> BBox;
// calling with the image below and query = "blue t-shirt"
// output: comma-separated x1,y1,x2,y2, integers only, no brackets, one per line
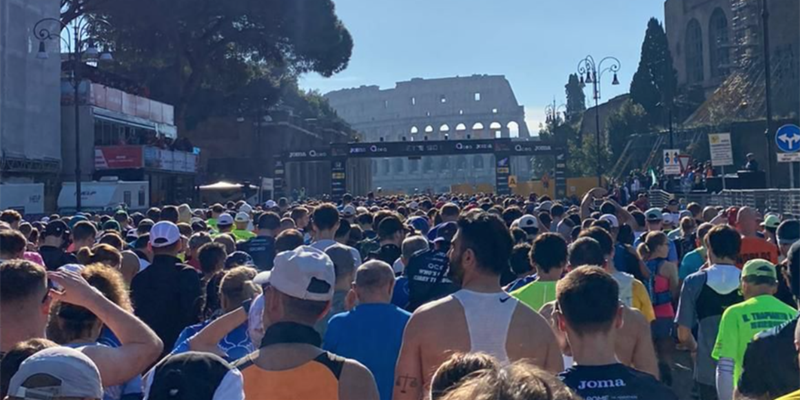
323,303,411,400
391,276,410,309
504,274,537,293
680,247,707,281
171,320,253,363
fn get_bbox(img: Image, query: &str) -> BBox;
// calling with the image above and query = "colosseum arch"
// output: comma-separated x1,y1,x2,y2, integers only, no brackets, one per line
424,125,435,133
410,126,419,134
507,121,520,138
439,124,450,132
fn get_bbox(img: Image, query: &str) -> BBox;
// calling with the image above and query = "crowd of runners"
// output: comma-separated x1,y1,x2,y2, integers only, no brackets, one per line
1,188,800,400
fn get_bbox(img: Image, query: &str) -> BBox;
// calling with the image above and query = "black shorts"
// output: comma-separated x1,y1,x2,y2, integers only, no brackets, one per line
651,317,674,340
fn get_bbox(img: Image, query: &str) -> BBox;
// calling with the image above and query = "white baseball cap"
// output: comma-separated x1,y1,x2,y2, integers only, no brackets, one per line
235,212,251,223
267,246,335,301
408,201,419,210
217,214,234,226
265,200,278,209
599,214,620,228
239,203,253,214
512,215,539,230
150,221,181,248
342,205,356,217
8,346,102,400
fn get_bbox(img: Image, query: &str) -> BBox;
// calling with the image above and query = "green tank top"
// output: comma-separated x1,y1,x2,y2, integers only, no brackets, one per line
510,280,558,312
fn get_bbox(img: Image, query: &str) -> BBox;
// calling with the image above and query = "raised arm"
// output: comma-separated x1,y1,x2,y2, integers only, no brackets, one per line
48,271,163,387
607,197,642,231
188,306,248,356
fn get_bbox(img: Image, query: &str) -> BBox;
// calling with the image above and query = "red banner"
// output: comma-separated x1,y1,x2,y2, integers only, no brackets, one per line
95,146,144,170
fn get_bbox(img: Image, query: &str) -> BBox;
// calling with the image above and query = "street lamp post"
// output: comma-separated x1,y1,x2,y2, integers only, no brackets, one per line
33,17,112,212
577,55,621,187
544,98,567,127
762,0,775,187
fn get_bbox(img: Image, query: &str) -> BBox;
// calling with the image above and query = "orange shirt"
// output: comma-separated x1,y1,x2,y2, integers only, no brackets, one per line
236,351,344,400
736,236,779,269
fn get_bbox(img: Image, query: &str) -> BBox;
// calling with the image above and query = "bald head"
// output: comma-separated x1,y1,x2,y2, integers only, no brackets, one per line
737,207,759,237
354,260,396,303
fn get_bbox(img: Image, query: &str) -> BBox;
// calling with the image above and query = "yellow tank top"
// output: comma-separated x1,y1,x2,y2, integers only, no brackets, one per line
235,351,345,400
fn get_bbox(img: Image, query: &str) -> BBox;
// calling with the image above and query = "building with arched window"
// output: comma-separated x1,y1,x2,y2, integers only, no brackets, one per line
666,0,798,99
325,75,533,193
665,0,732,92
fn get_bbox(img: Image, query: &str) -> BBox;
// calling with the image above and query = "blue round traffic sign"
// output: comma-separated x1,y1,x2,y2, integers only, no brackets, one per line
776,124,800,153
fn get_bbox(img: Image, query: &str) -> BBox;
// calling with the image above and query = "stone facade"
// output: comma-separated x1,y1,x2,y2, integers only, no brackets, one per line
665,0,798,98
664,0,734,93
0,0,61,181
325,75,533,193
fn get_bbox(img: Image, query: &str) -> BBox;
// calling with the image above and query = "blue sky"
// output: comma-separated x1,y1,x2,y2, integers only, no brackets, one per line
300,0,665,135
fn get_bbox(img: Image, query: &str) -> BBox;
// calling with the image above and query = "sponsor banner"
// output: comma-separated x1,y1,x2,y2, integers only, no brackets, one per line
94,146,144,170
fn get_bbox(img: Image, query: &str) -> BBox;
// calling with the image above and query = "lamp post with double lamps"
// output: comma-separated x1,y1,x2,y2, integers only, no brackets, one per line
32,17,113,212
577,55,621,186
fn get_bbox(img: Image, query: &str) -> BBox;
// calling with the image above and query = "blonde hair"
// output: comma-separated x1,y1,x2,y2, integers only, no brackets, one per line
637,231,668,261
77,244,122,269
220,267,261,309
49,263,132,343
439,361,580,400
431,353,500,400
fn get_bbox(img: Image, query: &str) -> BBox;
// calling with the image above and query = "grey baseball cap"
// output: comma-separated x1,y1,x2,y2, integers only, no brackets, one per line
325,244,357,278
7,346,102,400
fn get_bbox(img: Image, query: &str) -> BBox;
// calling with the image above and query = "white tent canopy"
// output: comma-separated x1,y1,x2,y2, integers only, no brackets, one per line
199,181,258,191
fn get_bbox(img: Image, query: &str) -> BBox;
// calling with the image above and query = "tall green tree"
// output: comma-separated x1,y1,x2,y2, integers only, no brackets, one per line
606,100,649,161
565,74,586,119
630,18,677,124
83,0,353,129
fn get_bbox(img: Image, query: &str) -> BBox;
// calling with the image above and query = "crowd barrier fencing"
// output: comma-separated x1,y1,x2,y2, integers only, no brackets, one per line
649,189,800,219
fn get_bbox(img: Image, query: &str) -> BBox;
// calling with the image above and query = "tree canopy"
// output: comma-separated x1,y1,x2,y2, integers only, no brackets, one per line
70,0,353,130
630,18,677,124
565,74,586,119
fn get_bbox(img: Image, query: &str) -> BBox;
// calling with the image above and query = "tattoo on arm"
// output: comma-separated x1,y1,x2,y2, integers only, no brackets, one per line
395,375,419,394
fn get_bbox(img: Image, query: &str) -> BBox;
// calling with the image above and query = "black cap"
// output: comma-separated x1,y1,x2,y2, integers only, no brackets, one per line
225,251,254,269
435,222,458,243
191,220,208,232
147,352,240,400
43,220,70,238
778,220,800,245
787,241,800,298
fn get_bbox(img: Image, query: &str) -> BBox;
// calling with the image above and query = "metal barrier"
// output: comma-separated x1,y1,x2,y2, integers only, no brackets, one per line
649,189,800,218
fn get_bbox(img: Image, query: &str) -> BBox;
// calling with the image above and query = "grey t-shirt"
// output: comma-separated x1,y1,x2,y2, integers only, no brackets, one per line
314,290,348,336
675,266,742,386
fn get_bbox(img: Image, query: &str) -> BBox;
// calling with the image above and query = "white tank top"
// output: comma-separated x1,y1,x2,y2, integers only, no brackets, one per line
451,289,518,365
611,271,634,308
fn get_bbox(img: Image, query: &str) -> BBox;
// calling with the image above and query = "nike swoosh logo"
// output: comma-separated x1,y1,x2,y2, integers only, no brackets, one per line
499,297,511,303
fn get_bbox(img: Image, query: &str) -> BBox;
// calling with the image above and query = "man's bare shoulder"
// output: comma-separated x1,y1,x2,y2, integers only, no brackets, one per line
512,298,553,331
623,306,650,331
411,295,458,320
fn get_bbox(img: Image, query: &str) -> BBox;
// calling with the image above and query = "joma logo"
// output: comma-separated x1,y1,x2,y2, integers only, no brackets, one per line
577,379,626,390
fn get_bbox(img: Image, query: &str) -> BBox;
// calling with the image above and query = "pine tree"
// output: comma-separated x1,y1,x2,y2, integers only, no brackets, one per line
630,18,678,124
565,74,586,120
